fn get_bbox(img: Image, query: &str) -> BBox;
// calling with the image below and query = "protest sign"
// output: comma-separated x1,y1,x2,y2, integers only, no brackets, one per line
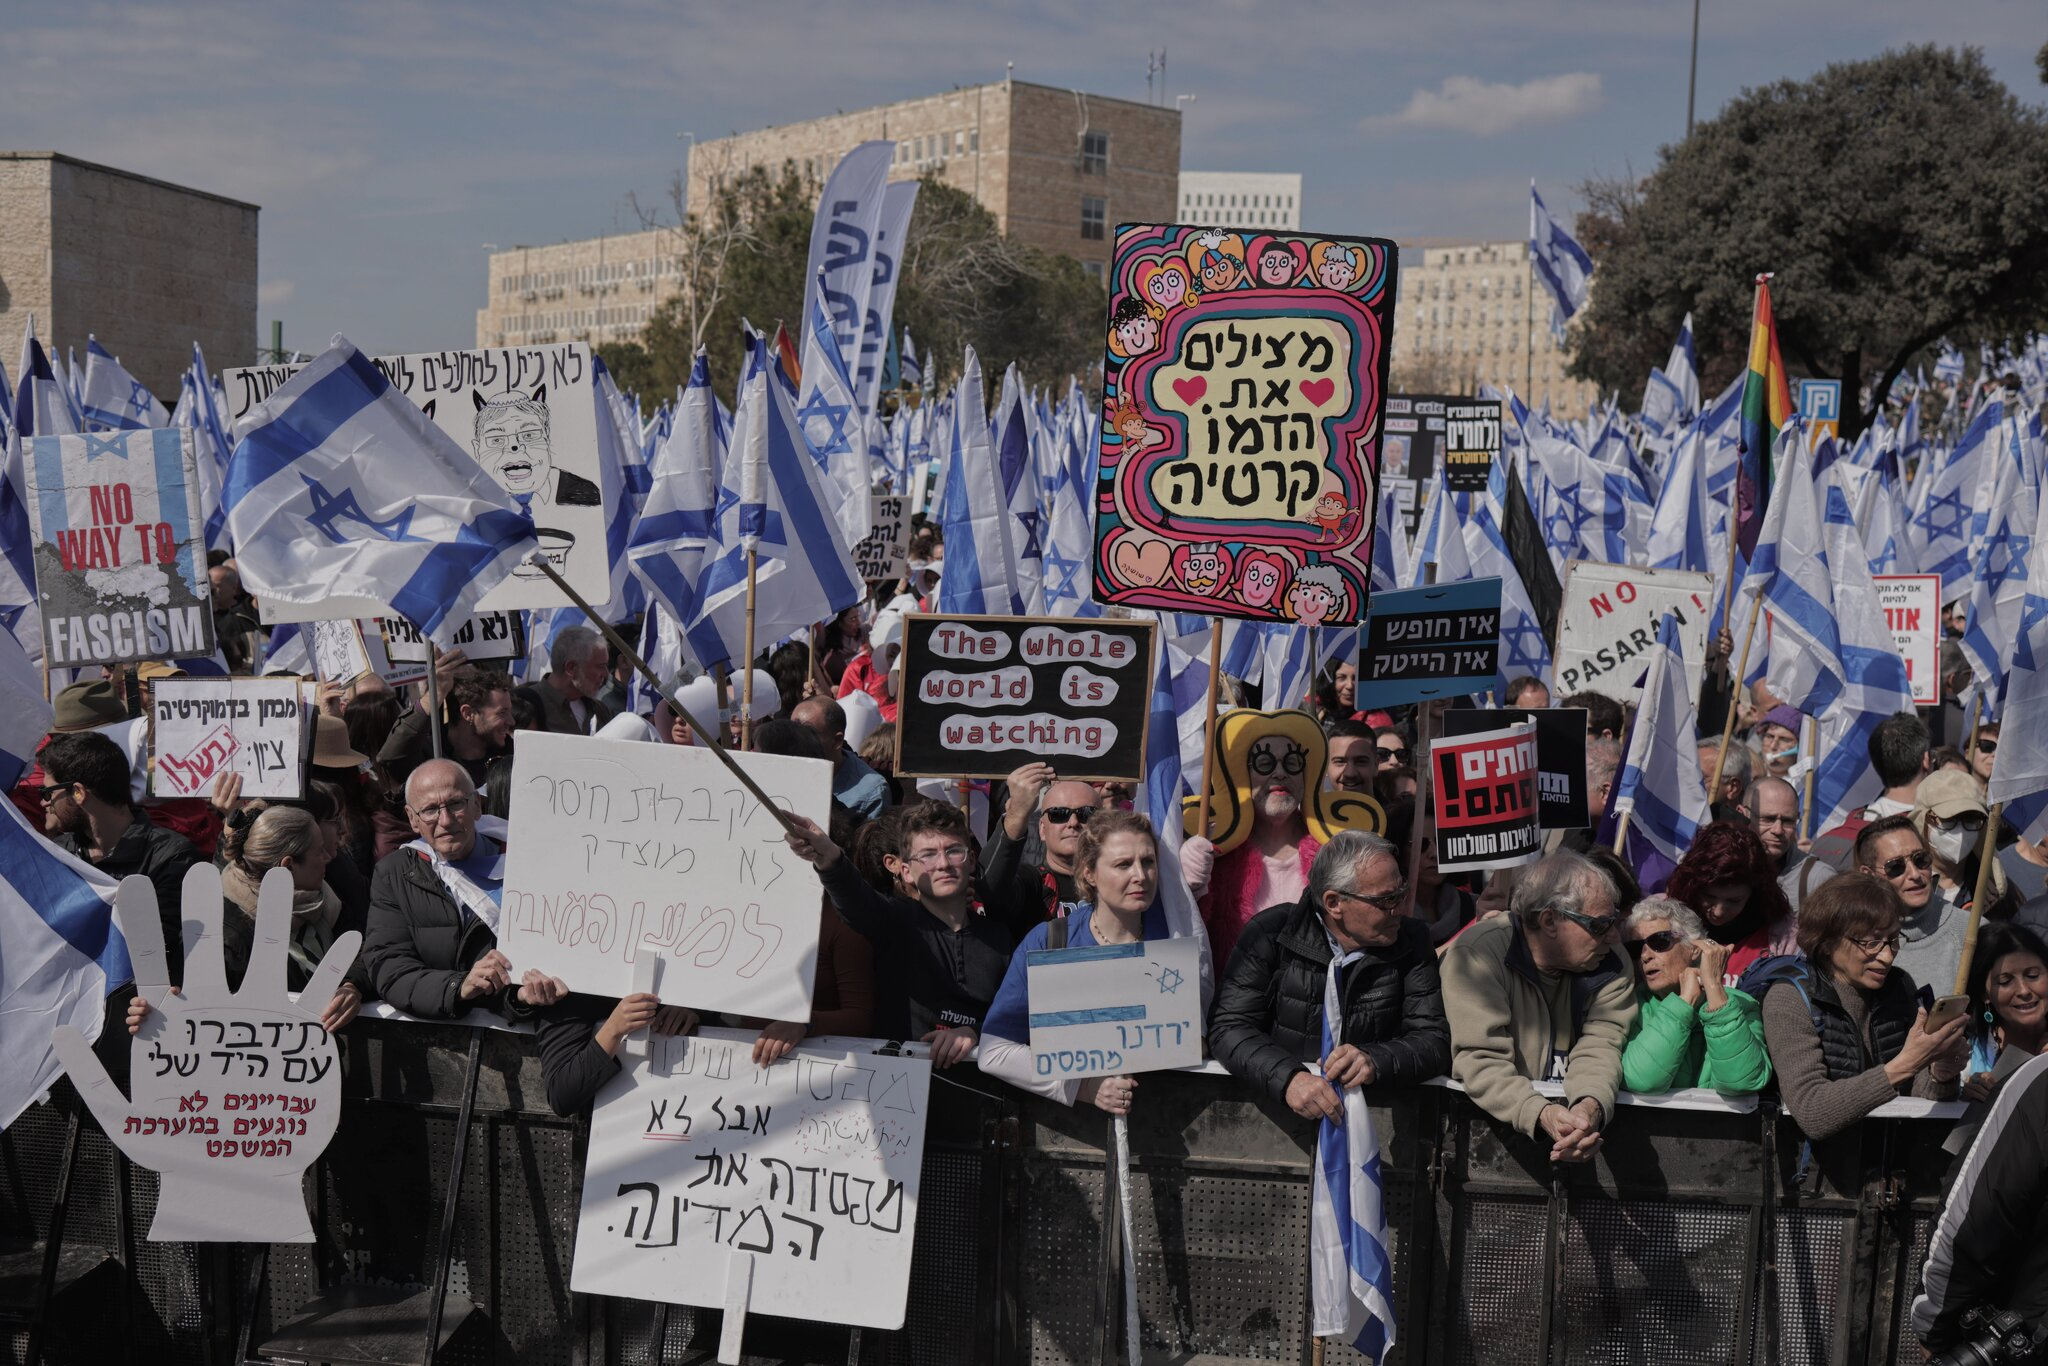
1442,706,1589,830
1025,937,1203,1081
307,619,373,684
893,614,1154,781
379,610,526,664
1443,400,1502,493
1798,378,1841,444
1429,720,1542,872
1381,474,1421,538
1874,574,1941,706
223,343,606,617
1354,578,1502,708
572,1030,929,1330
24,429,215,668
501,734,831,1021
1091,225,1397,626
853,493,909,582
1554,562,1715,705
151,677,308,800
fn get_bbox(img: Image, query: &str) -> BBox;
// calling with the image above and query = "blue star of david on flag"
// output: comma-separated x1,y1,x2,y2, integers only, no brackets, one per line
1042,547,1085,604
81,434,132,462
301,475,422,544
1918,486,1968,544
795,390,854,466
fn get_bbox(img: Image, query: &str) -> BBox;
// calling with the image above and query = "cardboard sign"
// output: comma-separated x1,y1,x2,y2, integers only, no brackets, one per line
1875,574,1941,706
1553,562,1715,706
1026,937,1204,1080
1429,720,1542,872
572,1031,929,1330
501,734,831,1021
853,494,909,582
894,614,1154,781
1443,400,1502,493
307,619,374,684
1442,706,1589,830
1354,578,1502,708
1091,224,1397,626
24,429,216,668
151,678,308,800
222,343,607,617
380,611,526,664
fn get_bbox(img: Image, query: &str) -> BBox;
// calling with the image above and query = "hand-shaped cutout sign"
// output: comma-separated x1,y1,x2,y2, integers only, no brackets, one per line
51,863,360,1242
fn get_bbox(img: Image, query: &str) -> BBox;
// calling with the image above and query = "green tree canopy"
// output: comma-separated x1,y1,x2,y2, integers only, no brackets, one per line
1569,45,2048,438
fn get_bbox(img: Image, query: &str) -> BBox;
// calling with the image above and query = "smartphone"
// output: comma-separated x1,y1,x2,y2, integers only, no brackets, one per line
1924,994,1970,1032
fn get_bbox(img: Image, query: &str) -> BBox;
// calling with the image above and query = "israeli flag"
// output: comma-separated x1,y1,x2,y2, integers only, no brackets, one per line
936,348,1020,616
629,350,724,663
1986,467,2048,841
79,337,168,432
1040,417,1099,618
1913,401,2002,594
171,343,235,552
796,282,873,550
1308,947,1396,1363
591,356,646,623
1612,614,1710,863
995,365,1045,615
901,330,922,390
0,622,51,788
1666,313,1700,418
1934,344,1966,383
1957,420,2039,721
15,323,78,442
223,336,539,646
1141,630,1214,1009
1528,182,1593,330
1647,419,1711,574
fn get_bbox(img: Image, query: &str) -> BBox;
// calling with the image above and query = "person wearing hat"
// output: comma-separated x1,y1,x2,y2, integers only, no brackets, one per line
1753,705,1804,781
1912,768,2020,926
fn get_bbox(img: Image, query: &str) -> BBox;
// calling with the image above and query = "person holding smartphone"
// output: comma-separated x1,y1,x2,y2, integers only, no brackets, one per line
1618,896,1771,1094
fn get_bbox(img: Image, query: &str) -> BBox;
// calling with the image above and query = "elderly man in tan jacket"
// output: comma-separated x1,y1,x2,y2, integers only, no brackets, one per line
1440,850,1639,1163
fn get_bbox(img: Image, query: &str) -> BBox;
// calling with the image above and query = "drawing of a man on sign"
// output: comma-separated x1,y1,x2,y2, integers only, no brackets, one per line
472,385,598,508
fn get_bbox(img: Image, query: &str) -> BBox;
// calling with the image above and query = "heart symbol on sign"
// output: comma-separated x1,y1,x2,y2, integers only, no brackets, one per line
1171,376,1207,405
1299,378,1335,408
1113,537,1173,587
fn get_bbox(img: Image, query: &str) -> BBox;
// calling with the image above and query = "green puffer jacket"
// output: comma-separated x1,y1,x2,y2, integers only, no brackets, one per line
1619,987,1773,1094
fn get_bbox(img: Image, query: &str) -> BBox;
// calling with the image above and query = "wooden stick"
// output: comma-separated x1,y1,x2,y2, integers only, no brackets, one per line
524,554,798,834
742,546,758,751
1966,694,1983,762
1196,620,1223,841
1956,801,2005,997
1611,808,1633,857
1800,714,1819,843
1709,592,1765,800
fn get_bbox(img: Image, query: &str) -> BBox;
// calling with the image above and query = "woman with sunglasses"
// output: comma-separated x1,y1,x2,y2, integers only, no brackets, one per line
1617,896,1770,1094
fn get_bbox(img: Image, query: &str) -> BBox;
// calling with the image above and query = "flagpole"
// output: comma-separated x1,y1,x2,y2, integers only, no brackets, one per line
1800,714,1818,844
742,547,758,751
1709,593,1764,797
425,645,445,760
523,553,799,835
1611,809,1632,856
1956,802,2004,997
1197,620,1223,840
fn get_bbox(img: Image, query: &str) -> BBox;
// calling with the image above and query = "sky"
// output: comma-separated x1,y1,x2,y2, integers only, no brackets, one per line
5,1,2041,359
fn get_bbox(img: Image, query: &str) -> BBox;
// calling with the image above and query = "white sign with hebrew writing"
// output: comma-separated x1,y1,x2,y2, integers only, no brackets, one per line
151,677,308,800
308,619,374,684
571,1029,930,1329
501,734,831,1021
1026,936,1204,1080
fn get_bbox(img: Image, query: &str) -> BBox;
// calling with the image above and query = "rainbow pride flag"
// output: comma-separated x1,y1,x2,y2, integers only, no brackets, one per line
1737,274,1795,558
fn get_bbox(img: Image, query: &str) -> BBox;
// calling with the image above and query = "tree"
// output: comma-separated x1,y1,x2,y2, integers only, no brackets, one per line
1568,45,2048,439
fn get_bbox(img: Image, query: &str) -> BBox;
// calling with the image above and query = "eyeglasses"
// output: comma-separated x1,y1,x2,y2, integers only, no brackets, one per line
1041,806,1097,826
1877,850,1933,879
1625,930,1686,955
1333,884,1409,912
1848,933,1904,958
1249,747,1307,777
37,782,74,800
1976,738,1998,755
481,428,546,452
1753,813,1799,829
909,845,971,867
409,801,473,823
1555,907,1623,938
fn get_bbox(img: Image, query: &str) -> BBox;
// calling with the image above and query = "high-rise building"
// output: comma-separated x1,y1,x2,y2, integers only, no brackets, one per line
477,229,678,350
0,152,257,399
1177,172,1302,231
1393,237,1598,420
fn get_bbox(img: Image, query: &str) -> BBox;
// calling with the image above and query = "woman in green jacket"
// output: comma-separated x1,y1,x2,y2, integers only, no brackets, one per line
1620,895,1772,1094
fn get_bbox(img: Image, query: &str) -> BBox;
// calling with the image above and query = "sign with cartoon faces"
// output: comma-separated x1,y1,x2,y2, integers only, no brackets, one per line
1093,226,1398,626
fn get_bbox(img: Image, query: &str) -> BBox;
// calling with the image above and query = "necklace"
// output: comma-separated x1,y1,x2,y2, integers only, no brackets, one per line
1091,907,1139,945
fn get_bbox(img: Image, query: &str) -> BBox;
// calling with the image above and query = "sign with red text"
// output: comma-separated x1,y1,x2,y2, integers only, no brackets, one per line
1553,562,1715,706
151,677,309,800
501,734,832,1021
1429,720,1541,872
24,429,216,667
1874,574,1941,706
893,614,1155,781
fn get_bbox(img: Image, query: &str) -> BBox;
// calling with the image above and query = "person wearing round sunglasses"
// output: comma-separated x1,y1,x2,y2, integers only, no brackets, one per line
1617,896,1770,1095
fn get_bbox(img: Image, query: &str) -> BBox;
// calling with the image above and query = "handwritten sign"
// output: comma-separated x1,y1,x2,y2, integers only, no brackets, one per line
308,619,373,684
151,678,308,800
1442,707,1589,830
24,429,216,668
501,734,831,1021
1874,574,1941,706
1554,562,1715,706
380,611,526,664
893,614,1154,781
572,1030,930,1330
1430,720,1542,872
222,343,606,618
1025,937,1204,1080
1092,225,1396,626
1354,578,1502,708
852,494,908,582
1443,400,1502,493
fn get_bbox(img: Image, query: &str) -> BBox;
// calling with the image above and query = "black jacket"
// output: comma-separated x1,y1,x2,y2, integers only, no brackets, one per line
376,703,496,792
819,856,1014,1040
516,674,617,737
56,814,203,978
980,825,1081,938
534,993,625,1118
1209,893,1452,1108
361,843,532,1021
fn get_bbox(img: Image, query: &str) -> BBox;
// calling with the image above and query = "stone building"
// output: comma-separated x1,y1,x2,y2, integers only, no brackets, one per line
1394,237,1598,420
1177,172,1302,231
476,228,677,350
0,152,257,401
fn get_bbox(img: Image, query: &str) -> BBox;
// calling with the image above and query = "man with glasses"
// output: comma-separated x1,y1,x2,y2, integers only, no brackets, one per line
985,763,1098,932
364,759,567,1021
1441,850,1638,1163
1210,831,1451,1121
1745,777,1804,872
1855,814,1968,1000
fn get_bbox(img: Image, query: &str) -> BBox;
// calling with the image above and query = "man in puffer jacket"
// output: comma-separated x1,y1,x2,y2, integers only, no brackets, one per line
1209,831,1451,1121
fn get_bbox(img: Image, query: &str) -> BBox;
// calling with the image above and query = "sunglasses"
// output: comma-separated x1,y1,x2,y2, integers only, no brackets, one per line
37,782,73,800
1936,813,1988,833
1625,930,1686,955
1334,884,1410,912
1877,850,1933,879
1976,738,1998,755
1376,745,1407,760
1041,806,1096,826
1556,908,1623,938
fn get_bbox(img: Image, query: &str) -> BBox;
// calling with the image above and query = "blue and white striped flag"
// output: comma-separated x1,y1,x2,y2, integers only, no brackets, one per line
1912,400,2001,594
591,356,646,623
1934,343,1966,384
630,350,724,667
0,622,51,788
15,323,78,442
1647,419,1710,573
79,337,167,432
900,330,921,390
224,336,539,646
797,281,873,551
936,349,1019,615
995,366,1045,614
1141,630,1214,1009
1612,613,1710,864
1309,947,1396,1362
1528,182,1593,332
170,350,233,553
1040,415,1099,618
1986,465,2048,841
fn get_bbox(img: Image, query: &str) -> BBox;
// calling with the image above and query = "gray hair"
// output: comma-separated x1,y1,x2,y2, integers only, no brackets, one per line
1508,850,1619,926
1308,830,1401,905
1586,737,1622,792
1626,894,1705,940
1714,742,1752,787
550,625,603,675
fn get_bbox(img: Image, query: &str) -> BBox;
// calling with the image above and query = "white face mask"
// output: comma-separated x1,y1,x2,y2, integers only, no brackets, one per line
1928,824,1970,864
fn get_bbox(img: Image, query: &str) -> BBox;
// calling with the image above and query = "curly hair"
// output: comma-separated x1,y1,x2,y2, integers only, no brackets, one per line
1665,820,1791,930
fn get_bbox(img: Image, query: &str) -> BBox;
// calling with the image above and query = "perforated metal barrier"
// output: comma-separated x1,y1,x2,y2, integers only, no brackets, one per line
0,1017,1964,1365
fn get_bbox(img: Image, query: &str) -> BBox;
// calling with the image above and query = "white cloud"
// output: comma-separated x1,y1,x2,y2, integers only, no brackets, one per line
1367,72,1603,137
258,280,296,307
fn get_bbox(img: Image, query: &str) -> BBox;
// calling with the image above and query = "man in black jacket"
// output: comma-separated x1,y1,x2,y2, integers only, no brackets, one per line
1209,830,1451,1122
515,626,617,737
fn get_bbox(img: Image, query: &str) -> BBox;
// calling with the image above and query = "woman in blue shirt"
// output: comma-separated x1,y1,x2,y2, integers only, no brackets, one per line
979,811,1176,1114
